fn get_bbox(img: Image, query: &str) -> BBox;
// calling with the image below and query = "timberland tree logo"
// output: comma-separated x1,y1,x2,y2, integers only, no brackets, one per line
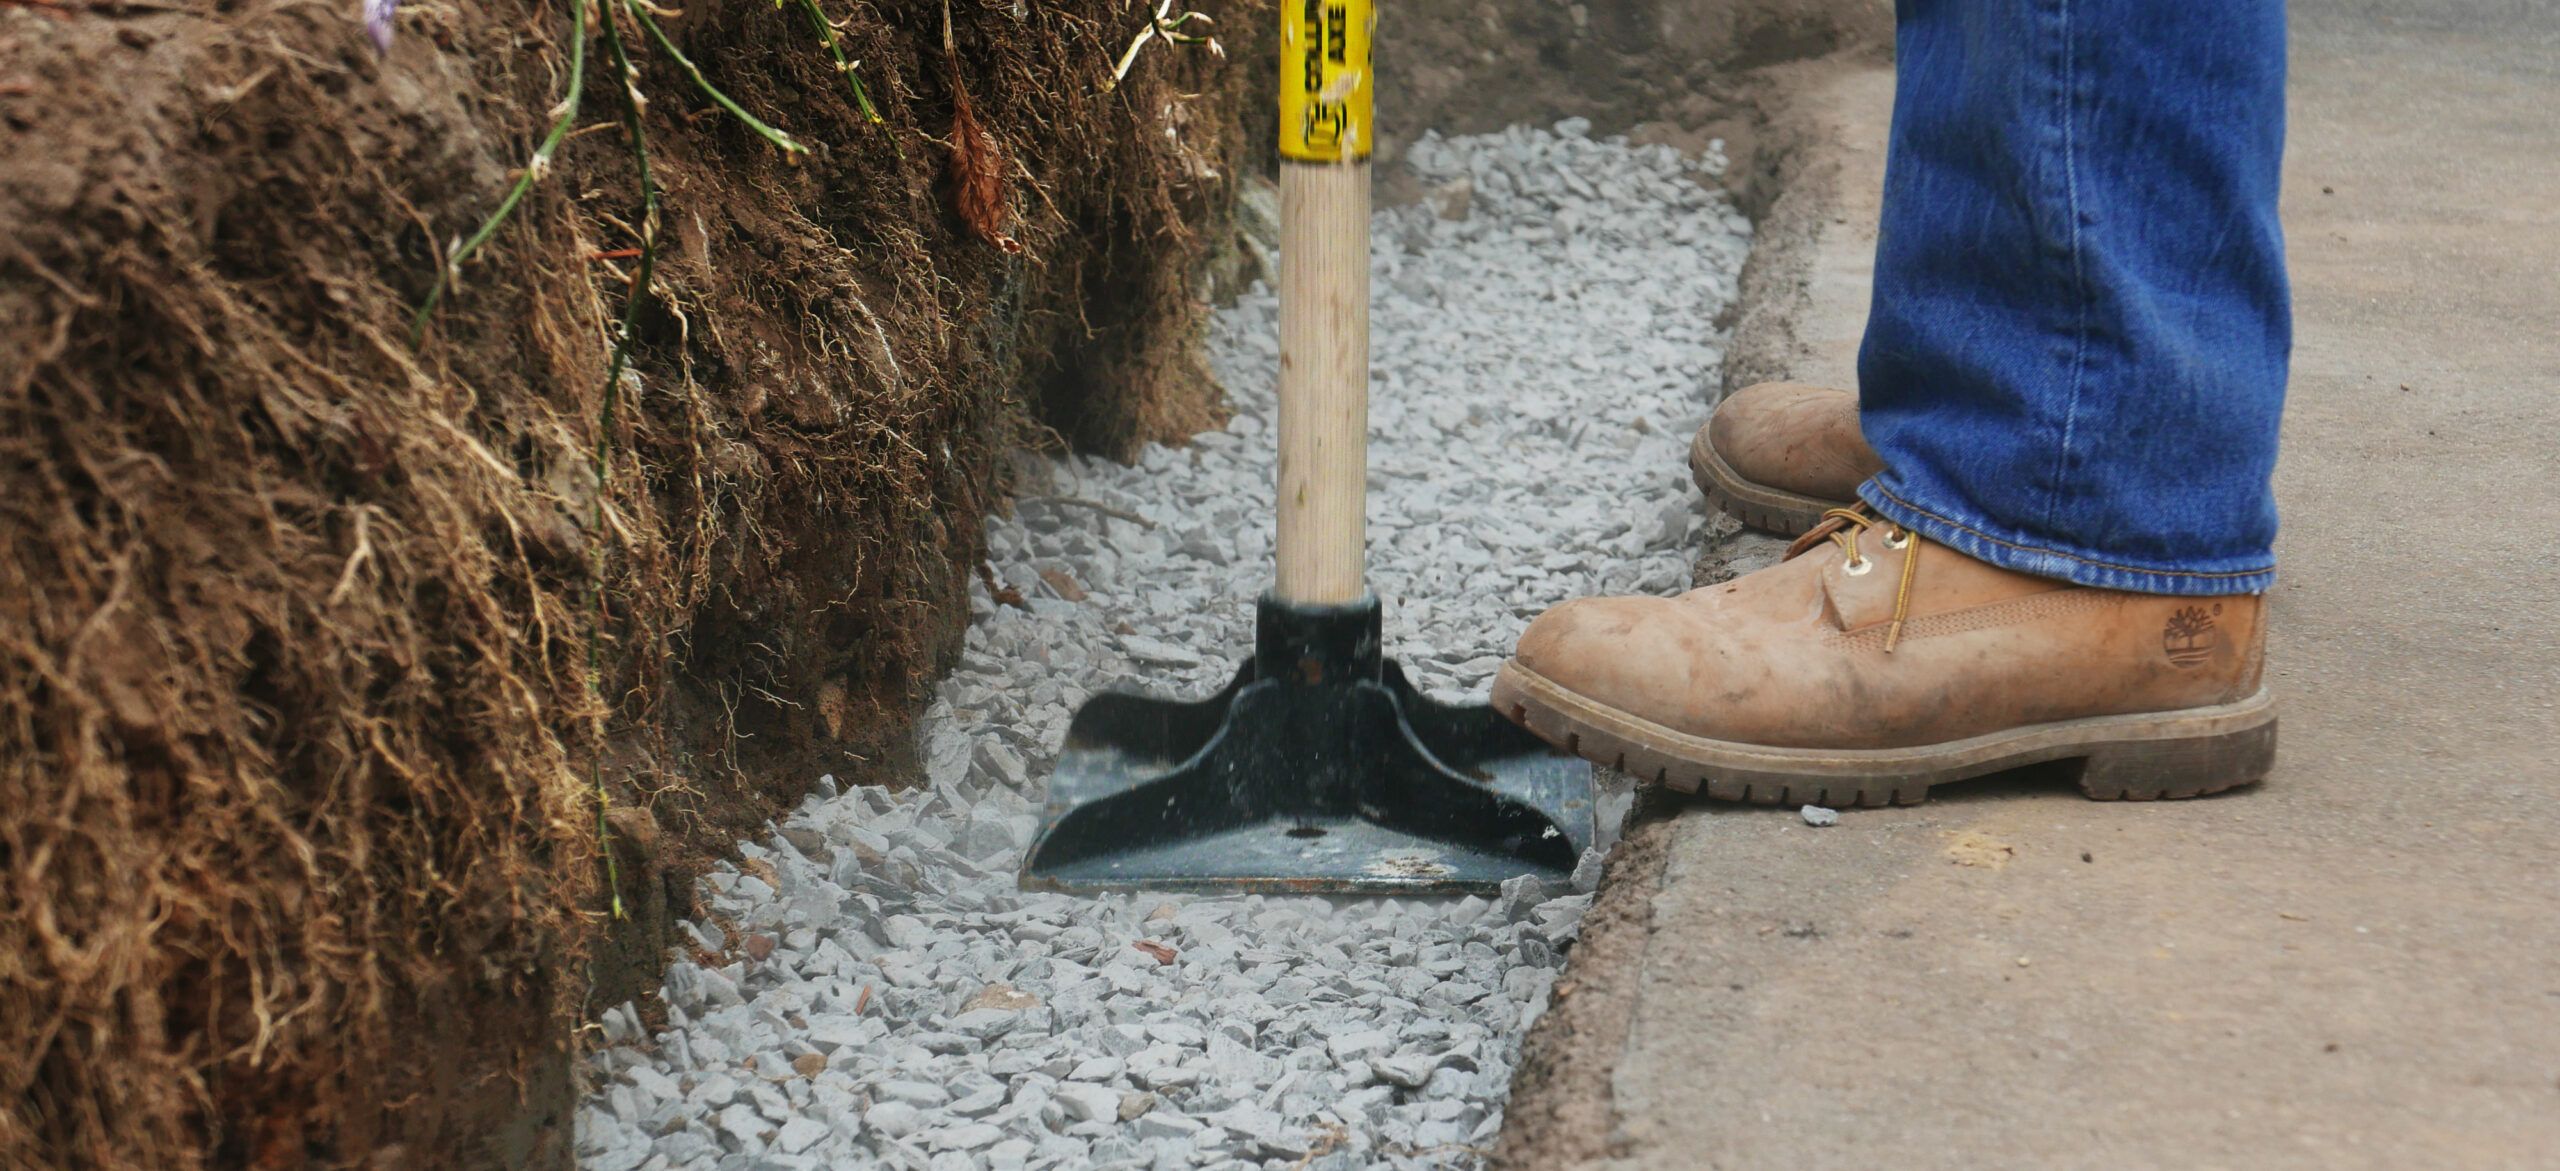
2163,604,2222,668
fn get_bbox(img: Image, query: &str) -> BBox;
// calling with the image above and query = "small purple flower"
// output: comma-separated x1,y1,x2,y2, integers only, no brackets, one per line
365,0,398,52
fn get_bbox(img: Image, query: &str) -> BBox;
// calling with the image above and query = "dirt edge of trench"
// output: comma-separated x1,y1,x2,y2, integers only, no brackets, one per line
1487,42,1890,1171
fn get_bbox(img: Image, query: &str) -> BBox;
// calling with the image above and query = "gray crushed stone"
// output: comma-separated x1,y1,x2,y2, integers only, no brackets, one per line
576,120,1749,1171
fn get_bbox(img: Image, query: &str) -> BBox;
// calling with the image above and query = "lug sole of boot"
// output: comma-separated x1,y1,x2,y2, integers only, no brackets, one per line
1491,660,2277,807
1688,427,1853,538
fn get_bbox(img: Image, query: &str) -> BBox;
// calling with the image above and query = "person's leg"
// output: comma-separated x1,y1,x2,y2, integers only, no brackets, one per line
1495,0,2292,805
1857,0,2291,595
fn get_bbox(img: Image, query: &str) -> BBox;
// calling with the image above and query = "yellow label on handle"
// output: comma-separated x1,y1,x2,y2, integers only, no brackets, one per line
1279,0,1373,162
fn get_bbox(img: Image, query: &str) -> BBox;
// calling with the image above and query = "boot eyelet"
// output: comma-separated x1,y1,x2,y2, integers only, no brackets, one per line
1842,554,1873,576
1882,528,1912,551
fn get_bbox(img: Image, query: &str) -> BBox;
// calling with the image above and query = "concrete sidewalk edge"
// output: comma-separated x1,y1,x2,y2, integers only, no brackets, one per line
1487,54,1893,1171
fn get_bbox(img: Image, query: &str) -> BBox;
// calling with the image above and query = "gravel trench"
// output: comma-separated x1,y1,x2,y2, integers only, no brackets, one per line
576,121,1751,1171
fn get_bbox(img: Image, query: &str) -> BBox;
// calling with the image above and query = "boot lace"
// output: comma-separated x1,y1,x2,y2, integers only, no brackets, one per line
1810,506,1923,653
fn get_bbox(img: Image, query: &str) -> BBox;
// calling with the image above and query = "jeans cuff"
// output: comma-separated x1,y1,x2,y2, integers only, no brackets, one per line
1857,479,2274,597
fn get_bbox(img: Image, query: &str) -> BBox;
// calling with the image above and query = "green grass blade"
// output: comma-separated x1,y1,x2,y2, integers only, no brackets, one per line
410,0,588,343
627,0,809,155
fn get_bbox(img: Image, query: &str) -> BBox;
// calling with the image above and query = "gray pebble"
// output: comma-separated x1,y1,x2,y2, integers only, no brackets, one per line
927,1122,1004,1151
1053,1083,1122,1125
864,1101,924,1138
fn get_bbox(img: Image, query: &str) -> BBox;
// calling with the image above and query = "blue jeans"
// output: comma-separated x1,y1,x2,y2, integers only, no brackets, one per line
1856,0,2291,596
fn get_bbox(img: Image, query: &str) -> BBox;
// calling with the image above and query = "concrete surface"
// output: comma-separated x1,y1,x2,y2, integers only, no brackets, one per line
1497,4,2560,1169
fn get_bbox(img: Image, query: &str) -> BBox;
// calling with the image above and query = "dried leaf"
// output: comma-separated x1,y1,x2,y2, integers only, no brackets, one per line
1131,939,1178,965
976,561,1029,610
941,0,1019,252
1038,567,1086,602
949,92,1022,254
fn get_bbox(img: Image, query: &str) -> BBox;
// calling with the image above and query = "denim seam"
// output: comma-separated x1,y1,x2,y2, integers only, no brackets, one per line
2046,0,2092,537
1865,480,2274,582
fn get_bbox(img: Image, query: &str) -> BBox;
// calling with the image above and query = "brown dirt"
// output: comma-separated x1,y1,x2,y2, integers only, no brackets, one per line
1376,0,1878,146
1489,795,1678,1171
1230,0,1877,215
0,0,1257,1166
1717,52,1894,395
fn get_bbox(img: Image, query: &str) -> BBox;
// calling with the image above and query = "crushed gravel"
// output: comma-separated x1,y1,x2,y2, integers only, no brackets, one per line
576,120,1750,1171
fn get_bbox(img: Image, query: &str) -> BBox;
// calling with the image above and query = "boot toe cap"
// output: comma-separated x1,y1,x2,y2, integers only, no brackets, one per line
1513,596,1695,725
1704,381,1879,501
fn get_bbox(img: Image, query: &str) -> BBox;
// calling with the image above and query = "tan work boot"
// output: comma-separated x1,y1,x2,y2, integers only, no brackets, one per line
1492,507,2276,806
1689,381,1885,535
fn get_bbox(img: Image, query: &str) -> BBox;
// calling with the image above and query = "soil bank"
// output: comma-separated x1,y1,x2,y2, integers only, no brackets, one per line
0,0,1253,1165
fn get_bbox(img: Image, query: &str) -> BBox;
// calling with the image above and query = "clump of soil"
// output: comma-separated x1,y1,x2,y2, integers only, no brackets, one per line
0,0,1253,1165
